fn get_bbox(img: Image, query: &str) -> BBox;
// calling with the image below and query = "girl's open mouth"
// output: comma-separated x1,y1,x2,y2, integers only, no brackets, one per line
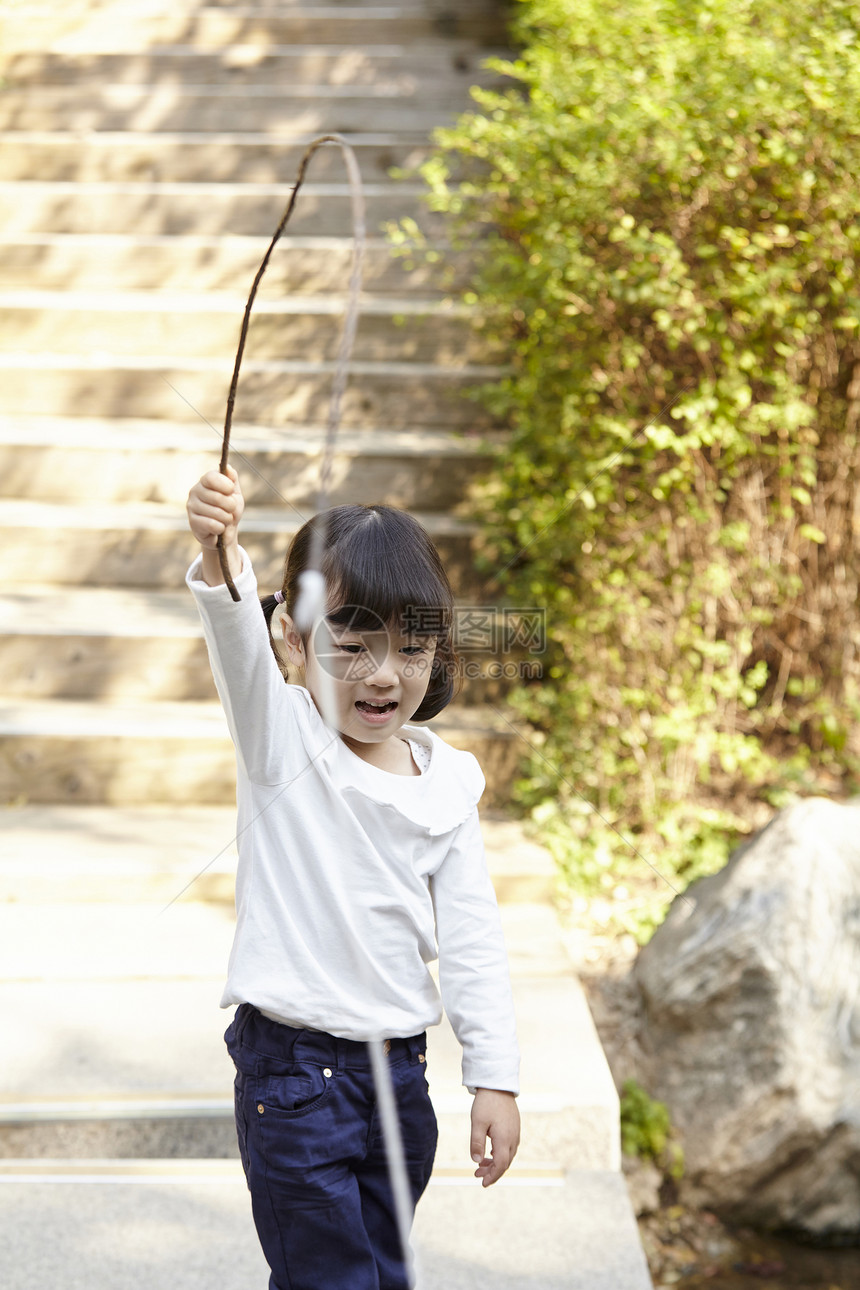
355,700,398,722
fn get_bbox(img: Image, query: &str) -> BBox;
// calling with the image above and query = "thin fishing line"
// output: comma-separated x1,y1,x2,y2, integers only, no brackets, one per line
156,692,411,913
161,375,313,525
212,132,416,1284
159,697,397,914
158,728,341,913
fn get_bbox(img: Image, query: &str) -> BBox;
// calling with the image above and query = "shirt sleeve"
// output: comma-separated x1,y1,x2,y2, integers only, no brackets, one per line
186,548,328,785
430,808,520,1095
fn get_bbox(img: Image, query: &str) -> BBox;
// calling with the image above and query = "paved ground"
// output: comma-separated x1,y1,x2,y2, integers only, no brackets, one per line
0,805,653,1288
0,1163,649,1290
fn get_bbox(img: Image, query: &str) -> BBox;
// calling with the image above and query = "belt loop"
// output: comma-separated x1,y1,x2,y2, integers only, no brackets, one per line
235,1002,254,1043
282,1024,299,1062
336,1037,349,1072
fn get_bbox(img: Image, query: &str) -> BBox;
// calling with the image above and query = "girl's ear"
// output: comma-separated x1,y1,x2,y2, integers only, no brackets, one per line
280,614,306,669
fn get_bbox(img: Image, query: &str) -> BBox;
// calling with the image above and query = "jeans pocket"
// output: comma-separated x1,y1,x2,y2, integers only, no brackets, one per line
255,1062,336,1119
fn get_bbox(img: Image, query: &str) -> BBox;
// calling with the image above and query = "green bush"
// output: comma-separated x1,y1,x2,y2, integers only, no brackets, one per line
405,0,860,932
620,1079,684,1179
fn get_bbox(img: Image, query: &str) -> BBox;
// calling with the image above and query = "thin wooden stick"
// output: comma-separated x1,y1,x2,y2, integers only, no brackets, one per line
218,133,366,599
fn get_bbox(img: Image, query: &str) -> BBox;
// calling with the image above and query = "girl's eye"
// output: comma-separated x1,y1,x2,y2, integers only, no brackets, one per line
335,643,365,654
402,644,431,656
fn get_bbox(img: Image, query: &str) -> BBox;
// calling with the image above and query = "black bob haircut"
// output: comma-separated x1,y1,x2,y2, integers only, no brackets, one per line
261,504,459,721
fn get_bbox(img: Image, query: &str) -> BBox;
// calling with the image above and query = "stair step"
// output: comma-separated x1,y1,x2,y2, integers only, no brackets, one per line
0,1165,653,1290
0,5,507,54
0,416,493,506
0,897,576,1022
0,288,493,364
183,0,503,11
0,584,220,703
0,497,484,586
2,46,504,90
0,893,618,1171
0,579,522,705
0,974,619,1173
0,698,522,805
416,1170,653,1289
0,129,438,183
0,231,459,293
0,353,501,426
0,88,471,134
0,804,555,904
0,584,507,716
0,1157,563,1182
0,179,438,237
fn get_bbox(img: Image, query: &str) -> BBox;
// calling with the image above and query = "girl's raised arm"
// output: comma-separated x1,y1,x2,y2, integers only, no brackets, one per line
187,466,245,586
186,465,299,786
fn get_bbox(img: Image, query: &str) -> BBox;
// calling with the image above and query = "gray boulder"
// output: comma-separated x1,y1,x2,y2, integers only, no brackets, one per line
634,797,860,1238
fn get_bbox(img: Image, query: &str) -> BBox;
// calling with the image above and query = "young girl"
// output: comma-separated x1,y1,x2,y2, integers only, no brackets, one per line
186,465,520,1290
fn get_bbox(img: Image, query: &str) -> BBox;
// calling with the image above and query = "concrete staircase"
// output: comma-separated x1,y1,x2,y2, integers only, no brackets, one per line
0,0,521,808
0,1,653,1285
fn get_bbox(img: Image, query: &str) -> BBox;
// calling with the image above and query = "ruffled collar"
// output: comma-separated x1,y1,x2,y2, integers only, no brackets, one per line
337,728,483,834
286,685,485,834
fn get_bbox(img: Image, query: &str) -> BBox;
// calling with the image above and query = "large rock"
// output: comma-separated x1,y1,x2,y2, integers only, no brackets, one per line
634,797,860,1239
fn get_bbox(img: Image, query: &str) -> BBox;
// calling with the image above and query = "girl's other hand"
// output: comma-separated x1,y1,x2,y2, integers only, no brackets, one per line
470,1088,521,1187
187,466,244,549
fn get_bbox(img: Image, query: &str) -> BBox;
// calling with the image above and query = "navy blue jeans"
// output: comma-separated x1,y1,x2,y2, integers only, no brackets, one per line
225,1004,438,1290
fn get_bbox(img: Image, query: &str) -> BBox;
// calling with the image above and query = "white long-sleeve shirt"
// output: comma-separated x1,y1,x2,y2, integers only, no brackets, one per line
187,551,520,1094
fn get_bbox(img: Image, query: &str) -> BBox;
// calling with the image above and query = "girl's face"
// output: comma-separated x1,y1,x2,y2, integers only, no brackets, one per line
282,611,438,749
